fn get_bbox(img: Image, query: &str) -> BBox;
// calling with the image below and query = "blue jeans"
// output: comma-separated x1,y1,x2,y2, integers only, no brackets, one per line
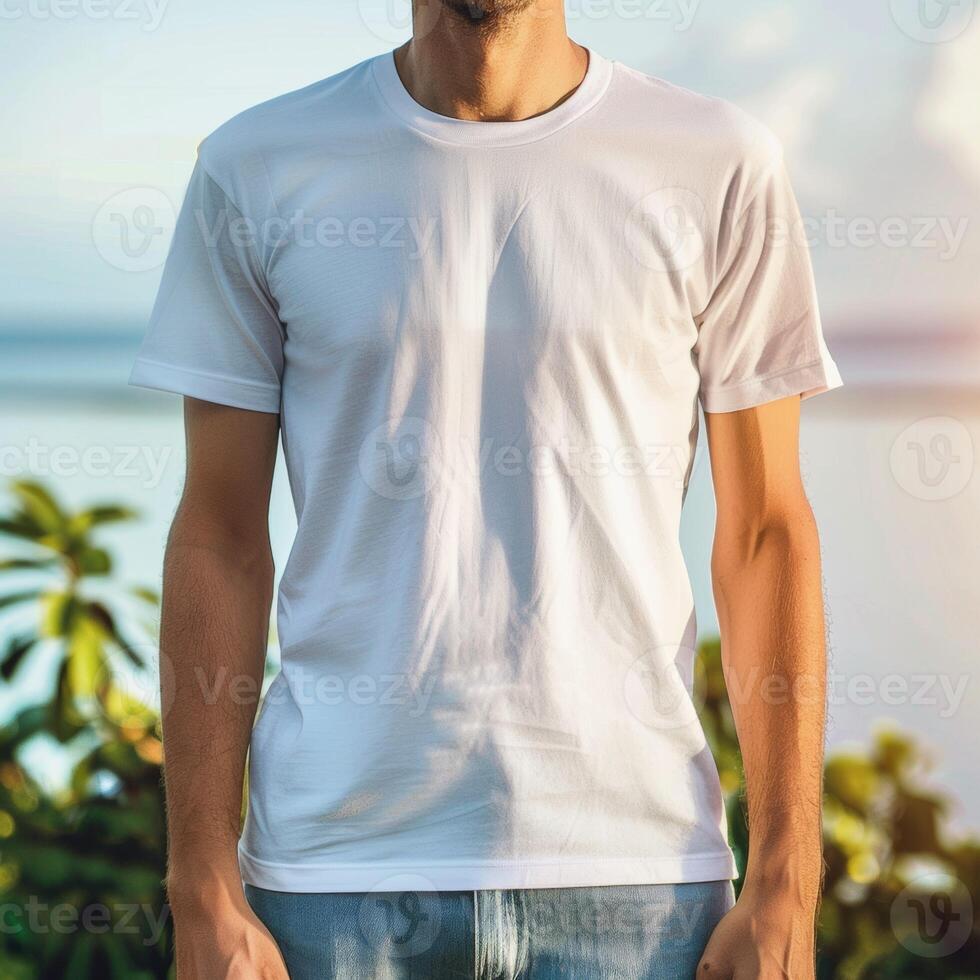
245,881,734,979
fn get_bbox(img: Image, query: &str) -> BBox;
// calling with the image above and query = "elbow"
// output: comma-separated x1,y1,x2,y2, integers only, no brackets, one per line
711,499,820,587
166,499,275,586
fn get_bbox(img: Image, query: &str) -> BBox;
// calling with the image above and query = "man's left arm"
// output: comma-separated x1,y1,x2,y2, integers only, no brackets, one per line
697,394,827,979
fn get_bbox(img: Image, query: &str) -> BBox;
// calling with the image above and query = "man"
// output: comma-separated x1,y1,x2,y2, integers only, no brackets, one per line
131,1,841,976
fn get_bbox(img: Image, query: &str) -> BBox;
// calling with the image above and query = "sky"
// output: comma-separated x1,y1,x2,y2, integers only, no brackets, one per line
0,0,978,335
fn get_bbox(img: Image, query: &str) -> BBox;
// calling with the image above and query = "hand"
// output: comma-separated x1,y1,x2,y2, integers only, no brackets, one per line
696,888,817,979
169,870,289,980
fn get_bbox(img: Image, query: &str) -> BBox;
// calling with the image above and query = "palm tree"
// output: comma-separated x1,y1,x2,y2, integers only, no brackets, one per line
0,479,170,978
0,480,158,739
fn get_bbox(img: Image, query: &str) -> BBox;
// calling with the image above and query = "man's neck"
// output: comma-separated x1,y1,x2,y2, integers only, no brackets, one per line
395,1,587,123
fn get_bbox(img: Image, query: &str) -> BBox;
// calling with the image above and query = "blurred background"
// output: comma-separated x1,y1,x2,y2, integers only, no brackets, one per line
0,1,978,976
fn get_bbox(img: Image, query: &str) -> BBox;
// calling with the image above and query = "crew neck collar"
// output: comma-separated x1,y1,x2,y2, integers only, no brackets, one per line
371,47,614,147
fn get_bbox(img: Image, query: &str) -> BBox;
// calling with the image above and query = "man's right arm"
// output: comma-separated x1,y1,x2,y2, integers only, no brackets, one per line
160,396,288,979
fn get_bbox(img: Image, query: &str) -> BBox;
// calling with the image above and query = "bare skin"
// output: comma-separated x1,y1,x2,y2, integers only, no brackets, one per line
163,4,826,976
698,396,826,979
162,399,287,979
396,0,588,123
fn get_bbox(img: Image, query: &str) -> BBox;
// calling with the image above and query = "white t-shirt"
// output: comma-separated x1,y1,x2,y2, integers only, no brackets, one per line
132,49,841,893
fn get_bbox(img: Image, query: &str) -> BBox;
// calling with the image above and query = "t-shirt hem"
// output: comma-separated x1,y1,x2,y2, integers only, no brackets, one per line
237,846,739,893
701,355,843,414
129,356,281,413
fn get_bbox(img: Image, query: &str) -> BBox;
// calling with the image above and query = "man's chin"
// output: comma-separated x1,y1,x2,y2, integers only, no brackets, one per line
437,0,537,26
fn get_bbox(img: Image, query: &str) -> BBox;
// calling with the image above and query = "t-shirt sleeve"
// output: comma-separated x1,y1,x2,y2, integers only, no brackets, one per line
128,159,285,413
694,150,842,414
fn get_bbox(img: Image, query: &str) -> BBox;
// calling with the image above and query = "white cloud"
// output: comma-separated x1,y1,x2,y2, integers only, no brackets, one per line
918,23,980,188
756,68,836,150
729,6,798,58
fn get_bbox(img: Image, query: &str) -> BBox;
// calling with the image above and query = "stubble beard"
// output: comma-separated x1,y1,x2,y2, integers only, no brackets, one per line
436,0,539,32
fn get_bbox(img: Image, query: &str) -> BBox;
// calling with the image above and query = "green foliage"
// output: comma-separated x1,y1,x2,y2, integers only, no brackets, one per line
698,637,980,979
0,483,977,977
0,706,169,979
0,481,169,979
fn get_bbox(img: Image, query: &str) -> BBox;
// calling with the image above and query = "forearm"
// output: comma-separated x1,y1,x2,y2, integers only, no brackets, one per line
713,505,826,906
160,509,274,903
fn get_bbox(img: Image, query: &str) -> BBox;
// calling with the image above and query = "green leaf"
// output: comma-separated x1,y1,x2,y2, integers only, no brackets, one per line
63,918,95,978
114,633,147,668
85,601,147,669
77,547,112,576
49,658,86,741
68,619,108,698
2,704,50,747
0,634,37,680
130,586,160,606
891,791,947,855
0,515,47,542
69,505,138,535
0,556,58,571
824,755,880,815
85,599,115,633
101,682,157,726
41,591,77,637
0,589,41,611
12,480,66,534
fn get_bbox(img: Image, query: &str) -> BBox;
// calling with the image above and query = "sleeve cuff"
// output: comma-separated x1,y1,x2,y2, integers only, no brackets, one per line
700,355,843,414
129,357,281,413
